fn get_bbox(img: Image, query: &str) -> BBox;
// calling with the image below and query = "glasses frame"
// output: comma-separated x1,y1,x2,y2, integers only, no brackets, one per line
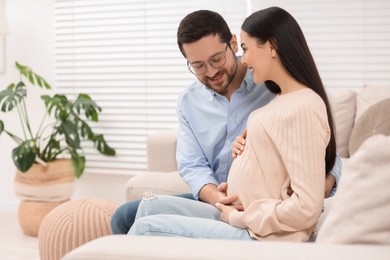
187,44,229,75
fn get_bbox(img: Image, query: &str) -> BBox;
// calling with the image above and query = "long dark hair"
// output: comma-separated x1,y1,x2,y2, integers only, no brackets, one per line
242,7,336,173
177,10,232,57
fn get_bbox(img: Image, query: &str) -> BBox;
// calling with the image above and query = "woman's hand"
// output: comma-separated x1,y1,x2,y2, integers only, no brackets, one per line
216,183,242,223
215,202,238,223
232,130,247,158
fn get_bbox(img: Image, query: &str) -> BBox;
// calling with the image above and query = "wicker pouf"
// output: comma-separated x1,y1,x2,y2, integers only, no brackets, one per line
38,198,119,260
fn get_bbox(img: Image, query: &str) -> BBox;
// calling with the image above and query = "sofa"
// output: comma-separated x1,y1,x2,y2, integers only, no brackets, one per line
64,85,390,259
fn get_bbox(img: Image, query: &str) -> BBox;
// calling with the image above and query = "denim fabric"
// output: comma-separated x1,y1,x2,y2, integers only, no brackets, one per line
111,193,194,234
128,195,253,240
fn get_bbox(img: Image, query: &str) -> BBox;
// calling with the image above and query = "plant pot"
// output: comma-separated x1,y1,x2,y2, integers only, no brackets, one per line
14,159,76,236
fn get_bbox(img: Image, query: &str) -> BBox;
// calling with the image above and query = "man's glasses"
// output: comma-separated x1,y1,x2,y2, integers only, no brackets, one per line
187,44,229,75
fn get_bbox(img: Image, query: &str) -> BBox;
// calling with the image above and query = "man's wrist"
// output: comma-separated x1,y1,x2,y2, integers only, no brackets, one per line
199,183,218,205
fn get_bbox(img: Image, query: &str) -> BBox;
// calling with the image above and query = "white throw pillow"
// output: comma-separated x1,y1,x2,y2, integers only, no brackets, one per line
327,89,357,158
356,85,390,120
316,134,390,245
349,99,390,156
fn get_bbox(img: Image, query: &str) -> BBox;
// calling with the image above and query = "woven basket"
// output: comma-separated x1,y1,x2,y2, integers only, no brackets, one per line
18,200,69,236
14,159,75,236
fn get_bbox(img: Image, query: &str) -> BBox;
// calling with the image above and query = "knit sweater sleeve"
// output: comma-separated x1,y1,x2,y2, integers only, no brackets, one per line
229,95,330,237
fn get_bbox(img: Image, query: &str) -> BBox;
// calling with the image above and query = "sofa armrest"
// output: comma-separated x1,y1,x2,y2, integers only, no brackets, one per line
147,128,178,172
125,129,187,202
125,171,190,201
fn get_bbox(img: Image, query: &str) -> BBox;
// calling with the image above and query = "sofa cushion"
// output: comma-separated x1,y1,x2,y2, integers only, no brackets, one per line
63,235,390,260
327,89,357,158
349,98,390,156
147,128,178,172
356,85,390,120
316,134,390,245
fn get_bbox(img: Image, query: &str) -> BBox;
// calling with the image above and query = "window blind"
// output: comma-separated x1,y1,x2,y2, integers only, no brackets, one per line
54,0,249,175
251,0,390,89
54,0,390,175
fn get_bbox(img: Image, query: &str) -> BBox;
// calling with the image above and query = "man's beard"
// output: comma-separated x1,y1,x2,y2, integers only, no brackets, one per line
203,59,238,95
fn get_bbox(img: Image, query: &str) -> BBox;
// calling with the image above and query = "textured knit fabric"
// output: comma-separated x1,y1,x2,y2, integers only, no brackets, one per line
38,199,119,260
227,88,330,242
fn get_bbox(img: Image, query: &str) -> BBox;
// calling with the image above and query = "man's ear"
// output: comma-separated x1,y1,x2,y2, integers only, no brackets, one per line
230,34,239,53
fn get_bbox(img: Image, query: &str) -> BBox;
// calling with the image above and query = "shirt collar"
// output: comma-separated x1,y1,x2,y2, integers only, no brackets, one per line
242,69,256,91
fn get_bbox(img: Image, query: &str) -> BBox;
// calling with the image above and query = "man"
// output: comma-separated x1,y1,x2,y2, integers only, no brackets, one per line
111,9,341,234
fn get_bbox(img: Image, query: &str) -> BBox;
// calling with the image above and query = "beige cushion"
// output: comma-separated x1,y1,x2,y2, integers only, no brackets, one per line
147,128,178,172
125,171,190,201
349,99,390,156
38,199,119,260
327,89,357,157
356,85,390,120
316,134,390,245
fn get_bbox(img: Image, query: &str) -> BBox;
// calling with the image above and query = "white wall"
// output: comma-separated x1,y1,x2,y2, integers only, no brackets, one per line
0,0,53,206
0,0,129,206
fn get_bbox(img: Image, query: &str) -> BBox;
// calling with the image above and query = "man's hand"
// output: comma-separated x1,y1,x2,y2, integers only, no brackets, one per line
232,130,247,158
217,182,243,211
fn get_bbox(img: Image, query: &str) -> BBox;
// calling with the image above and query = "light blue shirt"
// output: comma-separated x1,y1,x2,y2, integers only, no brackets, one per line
330,154,342,196
176,70,341,199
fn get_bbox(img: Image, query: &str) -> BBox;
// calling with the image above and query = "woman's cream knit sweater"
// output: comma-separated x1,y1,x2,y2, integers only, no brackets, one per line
227,88,330,242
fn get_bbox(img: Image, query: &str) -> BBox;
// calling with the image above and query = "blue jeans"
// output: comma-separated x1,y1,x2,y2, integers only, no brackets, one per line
111,193,195,234
128,195,253,240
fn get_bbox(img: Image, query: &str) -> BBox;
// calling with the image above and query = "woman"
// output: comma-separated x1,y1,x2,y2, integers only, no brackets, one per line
128,6,336,242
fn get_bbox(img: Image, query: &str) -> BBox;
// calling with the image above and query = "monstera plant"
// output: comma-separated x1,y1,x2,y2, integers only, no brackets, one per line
0,62,116,178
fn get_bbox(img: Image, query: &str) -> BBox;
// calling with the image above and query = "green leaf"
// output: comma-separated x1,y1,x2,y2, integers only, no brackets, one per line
41,138,61,161
74,94,101,122
35,74,43,87
34,73,51,90
58,119,81,148
15,62,51,90
80,121,94,140
27,72,35,85
70,150,85,178
12,140,37,172
41,94,69,119
0,120,4,135
94,134,116,156
0,82,26,112
15,62,29,78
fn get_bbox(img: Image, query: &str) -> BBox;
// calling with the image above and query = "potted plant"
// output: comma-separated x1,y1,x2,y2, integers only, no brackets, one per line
0,62,116,236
